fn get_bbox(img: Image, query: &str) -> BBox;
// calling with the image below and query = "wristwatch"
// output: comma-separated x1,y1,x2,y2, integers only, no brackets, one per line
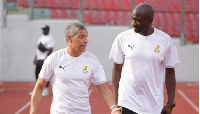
167,101,176,107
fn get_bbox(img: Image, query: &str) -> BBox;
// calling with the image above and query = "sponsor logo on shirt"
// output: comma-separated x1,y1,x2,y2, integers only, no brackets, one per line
59,65,67,71
82,66,88,74
154,45,160,53
128,45,134,50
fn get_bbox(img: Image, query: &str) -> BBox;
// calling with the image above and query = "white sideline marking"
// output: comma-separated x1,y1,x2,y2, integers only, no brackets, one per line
0,88,5,93
14,89,91,113
15,101,31,114
178,90,199,112
187,83,199,86
89,89,92,96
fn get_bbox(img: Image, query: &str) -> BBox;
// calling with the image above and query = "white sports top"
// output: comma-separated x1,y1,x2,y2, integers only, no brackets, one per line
39,48,107,114
36,34,55,60
109,28,179,114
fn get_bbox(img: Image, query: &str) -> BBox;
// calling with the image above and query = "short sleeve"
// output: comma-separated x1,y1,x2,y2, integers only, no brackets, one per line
39,56,55,81
164,42,180,68
46,36,55,49
91,61,107,85
109,34,124,64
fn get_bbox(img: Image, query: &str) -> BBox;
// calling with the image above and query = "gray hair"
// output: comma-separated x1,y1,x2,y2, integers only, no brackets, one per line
65,22,86,37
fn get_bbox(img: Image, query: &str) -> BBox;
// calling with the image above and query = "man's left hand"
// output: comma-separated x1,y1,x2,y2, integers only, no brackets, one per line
161,104,173,114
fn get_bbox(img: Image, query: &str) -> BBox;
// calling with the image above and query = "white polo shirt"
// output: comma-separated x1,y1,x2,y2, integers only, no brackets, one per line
39,48,107,114
36,34,55,60
109,28,179,114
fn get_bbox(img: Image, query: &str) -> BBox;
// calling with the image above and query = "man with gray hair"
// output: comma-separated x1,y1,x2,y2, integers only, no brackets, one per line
30,22,121,114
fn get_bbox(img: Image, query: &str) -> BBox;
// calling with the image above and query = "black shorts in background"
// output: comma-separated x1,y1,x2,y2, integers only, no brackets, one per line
120,106,138,114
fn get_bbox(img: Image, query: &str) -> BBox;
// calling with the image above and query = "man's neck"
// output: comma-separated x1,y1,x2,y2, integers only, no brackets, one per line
139,26,154,36
66,47,82,57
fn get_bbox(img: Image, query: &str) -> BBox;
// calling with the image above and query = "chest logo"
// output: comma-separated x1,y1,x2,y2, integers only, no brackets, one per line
154,45,160,53
59,65,67,71
82,66,88,74
128,45,134,50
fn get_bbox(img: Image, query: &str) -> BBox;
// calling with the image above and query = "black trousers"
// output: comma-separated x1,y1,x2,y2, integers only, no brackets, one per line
35,60,49,87
120,106,138,114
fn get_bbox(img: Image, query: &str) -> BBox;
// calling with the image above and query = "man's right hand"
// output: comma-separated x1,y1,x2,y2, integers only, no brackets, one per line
111,107,122,114
33,60,36,65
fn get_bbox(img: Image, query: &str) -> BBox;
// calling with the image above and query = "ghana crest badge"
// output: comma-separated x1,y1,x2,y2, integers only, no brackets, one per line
82,66,88,74
154,45,160,53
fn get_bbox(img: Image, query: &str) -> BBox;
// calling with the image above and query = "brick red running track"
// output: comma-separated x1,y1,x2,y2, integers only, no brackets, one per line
0,82,198,114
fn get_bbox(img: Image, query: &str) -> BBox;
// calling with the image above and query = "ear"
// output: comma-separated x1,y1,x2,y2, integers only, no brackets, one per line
149,17,153,23
67,36,72,43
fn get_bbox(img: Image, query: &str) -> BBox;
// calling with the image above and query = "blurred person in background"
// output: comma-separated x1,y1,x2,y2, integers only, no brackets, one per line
109,3,179,114
29,25,55,96
30,22,122,114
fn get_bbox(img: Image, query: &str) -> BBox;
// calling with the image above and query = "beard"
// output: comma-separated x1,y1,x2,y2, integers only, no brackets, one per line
133,27,140,33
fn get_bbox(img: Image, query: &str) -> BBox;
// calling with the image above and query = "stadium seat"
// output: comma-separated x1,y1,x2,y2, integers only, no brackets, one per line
121,0,131,11
104,10,111,24
109,11,119,25
84,10,93,24
17,0,29,7
91,11,99,24
191,14,199,43
99,0,107,10
83,0,90,10
33,0,47,8
50,9,59,18
107,0,115,10
153,13,160,28
46,0,54,8
69,10,78,18
134,0,145,6
8,0,17,2
69,0,80,9
118,11,126,25
159,13,168,33
185,14,194,42
60,9,68,18
167,13,176,36
53,0,64,9
62,0,73,9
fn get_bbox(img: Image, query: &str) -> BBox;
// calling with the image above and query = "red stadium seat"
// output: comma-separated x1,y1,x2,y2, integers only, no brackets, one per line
104,10,111,24
69,10,78,18
70,0,80,9
46,0,54,8
7,0,17,2
33,0,47,8
159,13,168,33
185,14,194,42
109,11,119,25
121,0,131,11
99,0,107,10
92,11,100,24
84,10,93,24
17,0,29,7
167,13,176,36
60,9,68,18
53,0,64,9
118,11,126,25
153,13,160,28
63,0,73,9
107,0,115,10
191,14,199,43
84,0,90,10
51,9,59,18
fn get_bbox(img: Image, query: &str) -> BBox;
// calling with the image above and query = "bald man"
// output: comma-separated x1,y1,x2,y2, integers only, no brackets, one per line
109,3,179,114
